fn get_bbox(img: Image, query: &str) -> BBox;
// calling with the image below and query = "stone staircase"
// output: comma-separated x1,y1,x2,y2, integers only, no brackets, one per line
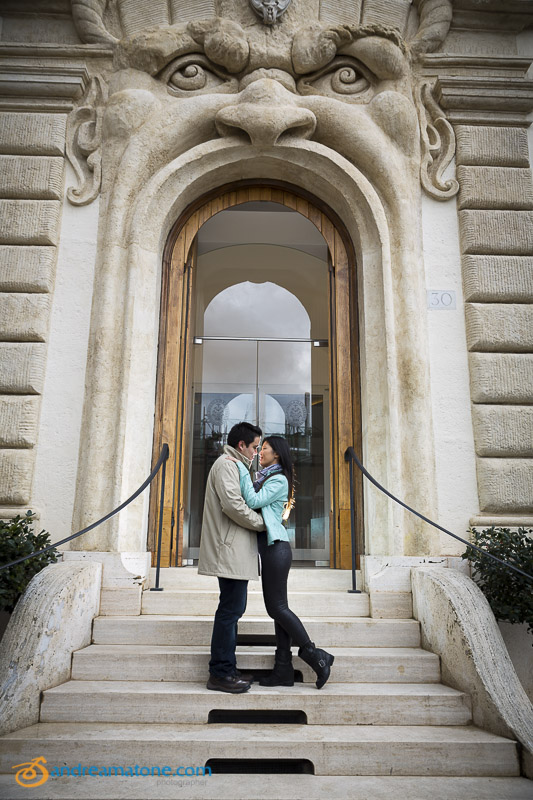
0,568,531,799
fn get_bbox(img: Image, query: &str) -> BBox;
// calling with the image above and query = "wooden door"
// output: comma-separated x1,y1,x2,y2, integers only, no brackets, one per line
149,183,363,568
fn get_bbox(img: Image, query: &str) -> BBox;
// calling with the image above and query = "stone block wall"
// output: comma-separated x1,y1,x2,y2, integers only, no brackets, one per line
455,125,533,521
0,113,67,514
0,0,102,518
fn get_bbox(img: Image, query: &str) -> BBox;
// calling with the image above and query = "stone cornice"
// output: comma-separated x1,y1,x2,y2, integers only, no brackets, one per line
1,0,70,11
452,0,533,32
435,76,533,126
0,43,114,60
420,54,532,80
471,515,533,528
452,10,533,32
0,63,90,112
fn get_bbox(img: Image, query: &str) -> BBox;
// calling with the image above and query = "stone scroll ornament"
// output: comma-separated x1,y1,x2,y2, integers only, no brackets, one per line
71,0,115,45
66,75,108,206
250,0,292,25
416,80,459,201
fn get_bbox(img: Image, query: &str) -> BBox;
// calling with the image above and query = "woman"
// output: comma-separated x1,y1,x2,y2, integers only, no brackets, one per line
227,436,334,689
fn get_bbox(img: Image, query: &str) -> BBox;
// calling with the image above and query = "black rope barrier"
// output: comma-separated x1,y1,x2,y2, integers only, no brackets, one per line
345,447,533,583
0,444,169,572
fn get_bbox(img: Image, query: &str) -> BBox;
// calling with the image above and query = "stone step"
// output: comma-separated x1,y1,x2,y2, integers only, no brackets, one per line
39,681,472,726
146,567,361,591
71,645,441,684
0,723,518,778
92,616,421,648
141,589,370,617
2,774,531,800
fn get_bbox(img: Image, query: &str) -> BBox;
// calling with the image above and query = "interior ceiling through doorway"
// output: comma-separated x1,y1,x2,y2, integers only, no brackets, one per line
197,201,329,260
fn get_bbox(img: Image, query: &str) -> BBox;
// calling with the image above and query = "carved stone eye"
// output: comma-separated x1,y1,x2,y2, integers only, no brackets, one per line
160,56,236,95
298,58,373,102
170,63,213,91
329,64,369,95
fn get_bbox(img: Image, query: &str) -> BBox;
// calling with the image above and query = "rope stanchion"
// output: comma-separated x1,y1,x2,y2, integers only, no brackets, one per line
345,453,361,594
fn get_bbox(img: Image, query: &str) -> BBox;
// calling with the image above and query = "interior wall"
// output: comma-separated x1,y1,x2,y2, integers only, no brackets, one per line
196,242,330,338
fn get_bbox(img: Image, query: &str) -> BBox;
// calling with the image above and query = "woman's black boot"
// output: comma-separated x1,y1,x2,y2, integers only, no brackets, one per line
298,641,334,689
259,649,294,687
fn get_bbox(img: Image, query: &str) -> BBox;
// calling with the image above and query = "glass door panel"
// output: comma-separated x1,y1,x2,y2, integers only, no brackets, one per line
258,341,329,561
187,339,256,551
185,337,329,563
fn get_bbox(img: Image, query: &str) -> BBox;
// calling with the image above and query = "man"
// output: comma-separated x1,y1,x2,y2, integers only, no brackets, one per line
198,421,265,693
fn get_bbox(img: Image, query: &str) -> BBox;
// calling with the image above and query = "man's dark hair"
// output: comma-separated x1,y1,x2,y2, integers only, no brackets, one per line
227,421,262,449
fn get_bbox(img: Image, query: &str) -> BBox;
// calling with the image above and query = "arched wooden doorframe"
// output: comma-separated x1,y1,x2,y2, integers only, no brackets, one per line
149,180,363,569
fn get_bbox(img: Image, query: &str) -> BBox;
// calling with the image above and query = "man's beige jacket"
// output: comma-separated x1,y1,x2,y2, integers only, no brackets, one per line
197,445,265,581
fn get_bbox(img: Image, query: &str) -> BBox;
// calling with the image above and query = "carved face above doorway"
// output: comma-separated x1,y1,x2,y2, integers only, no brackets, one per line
68,0,458,207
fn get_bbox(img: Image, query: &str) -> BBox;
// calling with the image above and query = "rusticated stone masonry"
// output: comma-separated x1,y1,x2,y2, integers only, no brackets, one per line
0,112,66,512
455,125,533,519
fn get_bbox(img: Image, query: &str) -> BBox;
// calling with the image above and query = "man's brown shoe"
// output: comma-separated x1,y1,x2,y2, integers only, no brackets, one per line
207,674,251,693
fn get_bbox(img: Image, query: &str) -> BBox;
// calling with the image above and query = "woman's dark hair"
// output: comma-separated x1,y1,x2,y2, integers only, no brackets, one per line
264,435,295,509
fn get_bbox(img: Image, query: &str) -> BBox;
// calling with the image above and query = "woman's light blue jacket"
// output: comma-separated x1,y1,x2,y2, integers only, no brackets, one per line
236,461,289,546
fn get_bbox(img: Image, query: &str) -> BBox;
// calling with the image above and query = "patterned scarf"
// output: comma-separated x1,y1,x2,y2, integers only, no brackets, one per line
253,463,283,492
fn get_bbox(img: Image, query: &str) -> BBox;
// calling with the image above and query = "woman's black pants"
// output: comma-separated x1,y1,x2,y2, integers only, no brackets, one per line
257,531,311,653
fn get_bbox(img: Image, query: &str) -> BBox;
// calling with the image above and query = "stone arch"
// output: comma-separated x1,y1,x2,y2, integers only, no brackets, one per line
72,138,437,558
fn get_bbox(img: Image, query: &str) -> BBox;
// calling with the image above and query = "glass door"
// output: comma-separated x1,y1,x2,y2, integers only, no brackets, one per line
185,336,330,563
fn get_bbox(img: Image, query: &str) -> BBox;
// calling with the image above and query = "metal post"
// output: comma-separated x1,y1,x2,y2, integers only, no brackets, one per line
150,451,167,592
346,451,361,593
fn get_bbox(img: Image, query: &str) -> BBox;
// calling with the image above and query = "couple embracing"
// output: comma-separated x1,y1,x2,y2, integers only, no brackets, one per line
198,421,334,693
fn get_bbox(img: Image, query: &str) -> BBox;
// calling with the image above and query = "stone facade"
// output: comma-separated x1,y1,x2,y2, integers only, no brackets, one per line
0,0,532,557
457,152,533,519
0,108,69,513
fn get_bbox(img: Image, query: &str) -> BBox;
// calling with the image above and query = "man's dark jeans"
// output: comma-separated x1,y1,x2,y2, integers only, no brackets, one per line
209,577,248,678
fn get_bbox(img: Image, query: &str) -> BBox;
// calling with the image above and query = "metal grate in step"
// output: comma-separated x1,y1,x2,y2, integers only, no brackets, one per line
205,759,314,774
237,634,277,645
208,709,307,724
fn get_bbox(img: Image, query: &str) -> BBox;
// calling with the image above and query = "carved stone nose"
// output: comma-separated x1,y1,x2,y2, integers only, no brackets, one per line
215,79,316,145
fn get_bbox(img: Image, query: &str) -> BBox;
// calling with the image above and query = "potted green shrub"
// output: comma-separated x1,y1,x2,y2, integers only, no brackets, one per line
0,511,59,639
462,526,533,639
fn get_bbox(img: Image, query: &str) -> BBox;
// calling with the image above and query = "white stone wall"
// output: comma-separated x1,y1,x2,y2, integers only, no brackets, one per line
422,185,479,553
0,5,104,529
498,621,533,704
31,166,99,542
435,24,533,530
0,15,101,530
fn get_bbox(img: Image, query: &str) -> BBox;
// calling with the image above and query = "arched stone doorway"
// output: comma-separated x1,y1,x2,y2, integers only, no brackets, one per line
149,182,363,569
72,139,439,562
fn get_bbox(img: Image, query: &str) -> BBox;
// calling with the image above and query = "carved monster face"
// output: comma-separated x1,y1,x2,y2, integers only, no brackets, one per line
103,19,418,186
68,2,456,205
